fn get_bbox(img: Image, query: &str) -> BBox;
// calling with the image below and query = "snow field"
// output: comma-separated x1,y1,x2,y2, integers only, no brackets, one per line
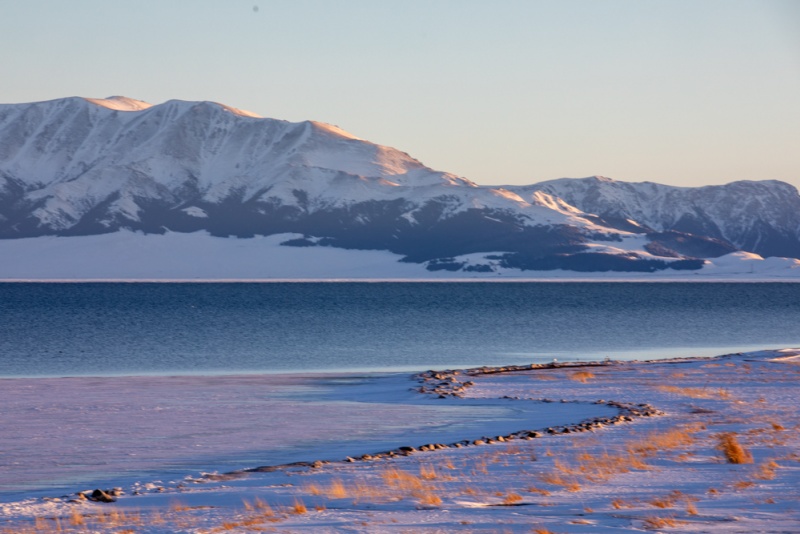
1,349,799,532
1,231,799,281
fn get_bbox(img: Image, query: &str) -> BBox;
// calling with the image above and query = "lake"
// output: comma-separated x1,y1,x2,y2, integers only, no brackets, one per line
2,282,798,378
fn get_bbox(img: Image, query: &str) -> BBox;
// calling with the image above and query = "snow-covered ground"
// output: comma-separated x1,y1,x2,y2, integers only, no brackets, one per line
2,348,799,533
1,231,800,281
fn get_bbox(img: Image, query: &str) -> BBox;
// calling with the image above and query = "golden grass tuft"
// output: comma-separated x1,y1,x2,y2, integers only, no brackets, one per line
539,471,581,492
0,507,168,534
419,464,437,480
569,371,595,383
328,479,348,499
756,460,780,480
526,486,552,496
717,432,753,464
68,509,85,527
648,490,697,510
574,451,649,482
611,498,634,509
418,492,442,507
656,385,731,399
502,492,523,505
642,516,683,529
629,424,701,457
649,496,676,509
381,468,442,507
290,499,307,515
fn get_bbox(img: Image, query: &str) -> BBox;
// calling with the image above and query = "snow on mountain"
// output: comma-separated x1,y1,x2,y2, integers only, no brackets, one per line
83,96,153,112
1,96,799,277
515,176,800,259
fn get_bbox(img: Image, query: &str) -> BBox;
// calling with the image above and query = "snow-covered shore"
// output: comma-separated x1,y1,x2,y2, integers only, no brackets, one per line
1,231,800,281
2,348,800,532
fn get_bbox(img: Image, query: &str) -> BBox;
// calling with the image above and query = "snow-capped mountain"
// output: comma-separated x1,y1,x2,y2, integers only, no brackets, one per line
516,176,800,260
1,96,799,276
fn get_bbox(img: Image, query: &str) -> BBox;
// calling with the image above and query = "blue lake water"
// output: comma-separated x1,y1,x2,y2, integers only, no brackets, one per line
1,282,799,378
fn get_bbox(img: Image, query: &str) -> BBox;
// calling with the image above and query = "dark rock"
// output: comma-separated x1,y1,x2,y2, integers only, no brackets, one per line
88,489,116,503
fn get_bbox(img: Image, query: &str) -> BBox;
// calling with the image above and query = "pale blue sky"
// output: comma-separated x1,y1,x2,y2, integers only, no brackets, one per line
2,1,799,188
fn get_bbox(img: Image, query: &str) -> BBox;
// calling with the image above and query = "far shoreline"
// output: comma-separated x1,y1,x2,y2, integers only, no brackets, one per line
2,277,800,283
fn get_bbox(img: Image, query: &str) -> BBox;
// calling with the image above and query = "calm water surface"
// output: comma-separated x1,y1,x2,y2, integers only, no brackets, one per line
2,283,799,377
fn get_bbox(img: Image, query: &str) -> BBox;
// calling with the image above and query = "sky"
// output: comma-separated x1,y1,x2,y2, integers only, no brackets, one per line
2,0,799,188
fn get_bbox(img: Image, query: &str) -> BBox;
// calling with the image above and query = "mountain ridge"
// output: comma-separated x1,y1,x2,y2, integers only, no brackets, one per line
1,96,799,275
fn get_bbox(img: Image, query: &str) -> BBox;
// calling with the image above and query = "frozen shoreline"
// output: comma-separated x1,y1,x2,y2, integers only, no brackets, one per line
2,348,800,533
0,370,617,499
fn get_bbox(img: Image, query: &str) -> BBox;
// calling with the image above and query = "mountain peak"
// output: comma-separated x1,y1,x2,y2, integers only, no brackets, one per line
83,96,153,112
308,121,361,141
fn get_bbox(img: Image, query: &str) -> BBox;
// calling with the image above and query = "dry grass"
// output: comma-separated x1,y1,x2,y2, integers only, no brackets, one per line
67,509,85,527
648,490,698,510
533,424,702,498
290,499,307,514
526,486,552,496
642,516,684,529
419,464,438,480
629,424,702,457
717,432,753,464
381,468,442,507
539,471,581,492
569,371,595,383
656,385,731,399
755,460,780,480
1,508,164,534
611,498,633,509
213,498,281,532
308,479,348,499
574,451,649,482
502,492,523,505
242,497,274,515
418,492,442,506
328,479,348,499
